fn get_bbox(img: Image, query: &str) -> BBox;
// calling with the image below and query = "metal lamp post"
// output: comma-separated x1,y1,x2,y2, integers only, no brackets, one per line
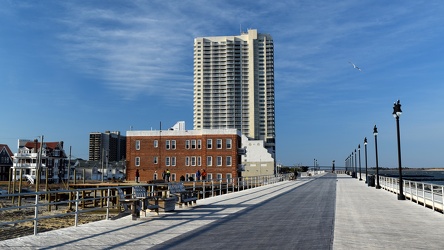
351,151,354,178
313,158,316,176
373,125,381,189
354,149,358,179
358,144,362,181
332,160,335,173
393,100,405,200
364,137,368,183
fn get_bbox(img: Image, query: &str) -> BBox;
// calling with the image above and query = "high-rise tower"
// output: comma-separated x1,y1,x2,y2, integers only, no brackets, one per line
193,29,275,152
89,131,126,162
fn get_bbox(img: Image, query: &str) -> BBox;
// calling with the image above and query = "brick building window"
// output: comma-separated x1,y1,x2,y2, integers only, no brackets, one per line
171,140,176,150
217,156,222,166
154,140,158,148
217,139,222,149
185,156,190,166
153,156,158,164
197,156,201,166
197,140,202,149
171,157,176,166
166,140,170,150
191,140,196,149
226,156,232,166
207,139,212,149
207,156,212,166
191,156,196,166
226,139,232,149
135,140,140,150
185,140,190,149
166,157,170,166
135,157,140,166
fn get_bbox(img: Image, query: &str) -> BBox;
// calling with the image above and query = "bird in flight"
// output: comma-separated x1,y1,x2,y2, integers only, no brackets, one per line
349,61,362,71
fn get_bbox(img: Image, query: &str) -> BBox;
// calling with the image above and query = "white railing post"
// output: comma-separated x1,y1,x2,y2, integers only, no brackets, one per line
232,178,235,193
34,193,39,235
431,185,435,211
423,184,426,207
75,190,80,227
415,182,418,204
106,188,110,220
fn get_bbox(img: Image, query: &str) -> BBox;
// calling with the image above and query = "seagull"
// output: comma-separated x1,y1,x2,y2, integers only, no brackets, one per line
349,61,362,71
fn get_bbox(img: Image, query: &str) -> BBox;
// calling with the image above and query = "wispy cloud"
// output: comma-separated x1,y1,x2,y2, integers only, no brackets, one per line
54,2,200,102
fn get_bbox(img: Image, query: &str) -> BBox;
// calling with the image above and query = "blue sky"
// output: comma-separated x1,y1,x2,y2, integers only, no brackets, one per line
1,1,444,168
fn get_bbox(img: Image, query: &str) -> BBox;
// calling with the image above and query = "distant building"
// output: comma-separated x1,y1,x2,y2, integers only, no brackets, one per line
89,131,126,162
126,125,244,183
0,144,14,181
65,159,126,181
12,139,67,183
169,121,186,131
193,29,276,158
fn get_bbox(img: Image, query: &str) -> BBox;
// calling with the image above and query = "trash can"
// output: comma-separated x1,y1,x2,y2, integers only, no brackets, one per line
351,172,356,178
367,175,375,187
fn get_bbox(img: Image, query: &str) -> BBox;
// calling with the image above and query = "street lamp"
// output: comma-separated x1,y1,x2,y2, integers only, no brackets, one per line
354,149,358,179
373,125,381,189
393,100,405,200
351,151,354,178
313,158,316,176
358,144,362,181
332,160,335,173
364,137,368,183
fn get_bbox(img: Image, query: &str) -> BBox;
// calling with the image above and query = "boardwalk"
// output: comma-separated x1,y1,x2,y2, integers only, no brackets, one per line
1,173,444,249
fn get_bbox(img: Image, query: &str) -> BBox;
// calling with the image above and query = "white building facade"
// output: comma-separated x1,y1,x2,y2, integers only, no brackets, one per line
241,135,275,177
12,139,67,184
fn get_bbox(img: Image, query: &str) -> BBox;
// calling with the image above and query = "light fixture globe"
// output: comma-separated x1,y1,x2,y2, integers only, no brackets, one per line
393,100,402,118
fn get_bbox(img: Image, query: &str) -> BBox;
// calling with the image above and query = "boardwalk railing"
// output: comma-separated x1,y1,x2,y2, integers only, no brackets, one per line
378,175,444,214
0,174,291,236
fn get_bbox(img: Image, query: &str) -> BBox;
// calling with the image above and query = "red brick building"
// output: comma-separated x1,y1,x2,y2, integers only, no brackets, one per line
126,129,243,183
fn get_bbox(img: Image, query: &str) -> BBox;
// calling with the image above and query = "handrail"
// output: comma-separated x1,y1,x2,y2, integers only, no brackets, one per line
0,174,292,237
377,175,444,214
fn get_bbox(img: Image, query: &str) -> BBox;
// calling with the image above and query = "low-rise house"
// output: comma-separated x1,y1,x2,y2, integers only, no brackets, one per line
0,144,14,181
12,139,67,184
65,159,126,181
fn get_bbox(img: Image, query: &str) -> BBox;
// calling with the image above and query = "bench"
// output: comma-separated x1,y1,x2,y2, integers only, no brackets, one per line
116,188,140,220
132,186,160,216
167,182,197,208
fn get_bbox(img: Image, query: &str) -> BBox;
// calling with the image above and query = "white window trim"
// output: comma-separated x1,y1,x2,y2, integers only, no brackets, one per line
226,156,232,166
217,156,222,166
